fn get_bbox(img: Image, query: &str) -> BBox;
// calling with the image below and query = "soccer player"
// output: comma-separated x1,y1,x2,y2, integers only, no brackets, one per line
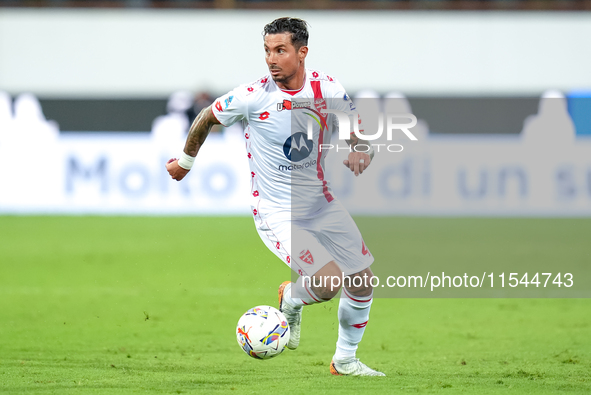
166,17,384,376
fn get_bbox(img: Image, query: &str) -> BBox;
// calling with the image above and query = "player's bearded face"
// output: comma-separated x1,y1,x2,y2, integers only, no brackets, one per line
264,33,305,85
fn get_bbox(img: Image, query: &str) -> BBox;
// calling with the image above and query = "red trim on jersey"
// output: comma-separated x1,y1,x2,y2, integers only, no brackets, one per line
280,75,306,96
281,85,305,96
210,106,228,127
311,80,322,100
311,80,334,203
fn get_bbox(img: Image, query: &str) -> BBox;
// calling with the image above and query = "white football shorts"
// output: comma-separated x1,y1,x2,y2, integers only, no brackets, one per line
253,200,374,277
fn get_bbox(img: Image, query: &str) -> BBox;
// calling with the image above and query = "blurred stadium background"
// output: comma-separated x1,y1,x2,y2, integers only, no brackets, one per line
2,2,591,393
1,1,590,214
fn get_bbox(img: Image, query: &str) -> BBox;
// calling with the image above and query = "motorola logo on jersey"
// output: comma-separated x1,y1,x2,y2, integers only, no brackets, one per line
278,159,317,172
283,132,314,162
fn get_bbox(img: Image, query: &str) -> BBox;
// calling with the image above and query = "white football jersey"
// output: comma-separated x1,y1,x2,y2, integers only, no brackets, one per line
211,68,358,218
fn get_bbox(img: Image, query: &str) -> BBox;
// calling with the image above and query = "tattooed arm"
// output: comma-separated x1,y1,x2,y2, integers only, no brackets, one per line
166,105,220,181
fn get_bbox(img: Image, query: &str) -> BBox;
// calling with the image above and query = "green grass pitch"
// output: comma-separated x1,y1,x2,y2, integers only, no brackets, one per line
0,216,590,394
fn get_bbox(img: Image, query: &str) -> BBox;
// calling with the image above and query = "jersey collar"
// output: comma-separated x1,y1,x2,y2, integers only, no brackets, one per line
279,74,307,96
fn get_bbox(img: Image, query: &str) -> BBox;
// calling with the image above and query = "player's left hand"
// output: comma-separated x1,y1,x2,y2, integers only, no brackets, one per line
343,152,371,176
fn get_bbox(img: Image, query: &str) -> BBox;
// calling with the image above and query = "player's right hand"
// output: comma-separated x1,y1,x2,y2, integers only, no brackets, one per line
343,151,371,177
166,158,190,181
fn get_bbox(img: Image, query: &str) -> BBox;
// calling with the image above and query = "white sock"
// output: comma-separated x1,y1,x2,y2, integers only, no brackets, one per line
284,276,327,309
334,287,373,361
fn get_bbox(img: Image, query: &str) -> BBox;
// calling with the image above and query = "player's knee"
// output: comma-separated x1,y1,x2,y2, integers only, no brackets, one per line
344,267,375,297
311,281,341,301
308,261,343,300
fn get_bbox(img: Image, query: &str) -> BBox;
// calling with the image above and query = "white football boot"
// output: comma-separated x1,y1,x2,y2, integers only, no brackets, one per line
330,358,386,376
278,281,302,350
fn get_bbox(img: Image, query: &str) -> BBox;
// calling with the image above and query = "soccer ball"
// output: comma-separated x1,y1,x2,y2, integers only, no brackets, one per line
236,305,290,360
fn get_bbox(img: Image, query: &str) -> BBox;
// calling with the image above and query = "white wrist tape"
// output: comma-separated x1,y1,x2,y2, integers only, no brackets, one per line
177,152,196,170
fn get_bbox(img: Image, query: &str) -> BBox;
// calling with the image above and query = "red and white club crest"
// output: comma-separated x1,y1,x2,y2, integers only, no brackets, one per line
299,249,314,265
314,98,327,115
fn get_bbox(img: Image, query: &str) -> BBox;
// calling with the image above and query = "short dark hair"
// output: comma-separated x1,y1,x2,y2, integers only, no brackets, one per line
263,17,309,50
